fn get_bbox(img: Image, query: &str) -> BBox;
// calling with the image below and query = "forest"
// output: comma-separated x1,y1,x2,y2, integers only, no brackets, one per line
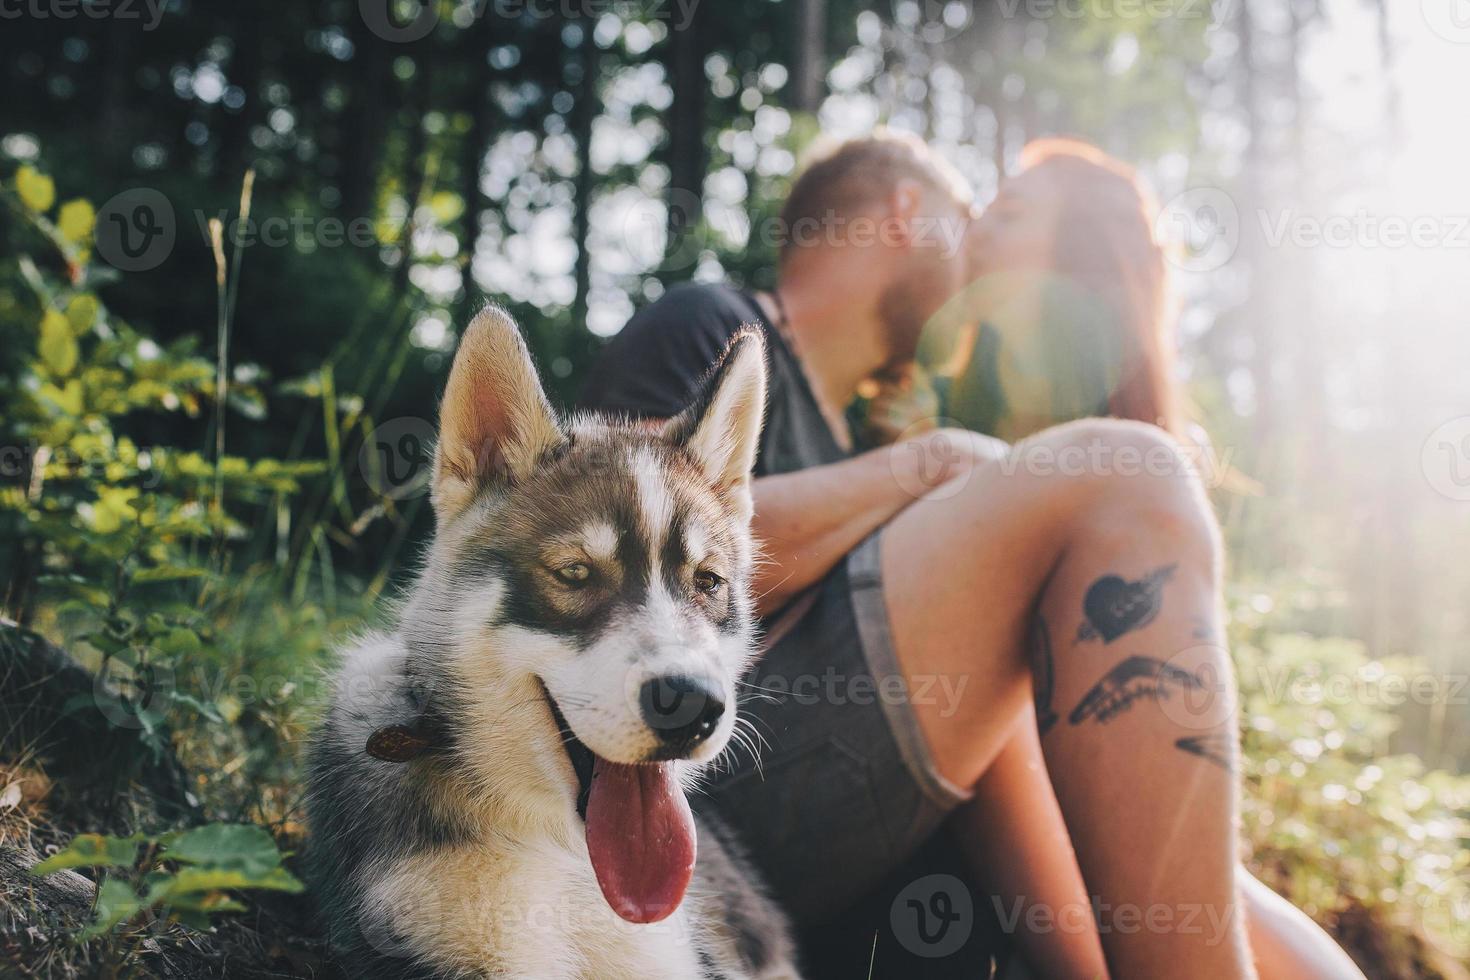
1,1,1467,977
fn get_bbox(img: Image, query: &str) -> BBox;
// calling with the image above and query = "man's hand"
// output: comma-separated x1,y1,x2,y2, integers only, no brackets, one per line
860,363,942,447
750,427,1006,615
888,426,1005,499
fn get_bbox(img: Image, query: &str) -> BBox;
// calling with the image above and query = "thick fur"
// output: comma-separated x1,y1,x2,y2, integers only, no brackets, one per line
306,308,797,980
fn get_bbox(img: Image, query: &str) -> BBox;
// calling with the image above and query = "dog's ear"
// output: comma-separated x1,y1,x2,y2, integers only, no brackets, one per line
433,306,564,520
663,328,767,523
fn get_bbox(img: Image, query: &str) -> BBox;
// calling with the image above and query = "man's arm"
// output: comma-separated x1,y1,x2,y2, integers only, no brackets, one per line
750,429,999,615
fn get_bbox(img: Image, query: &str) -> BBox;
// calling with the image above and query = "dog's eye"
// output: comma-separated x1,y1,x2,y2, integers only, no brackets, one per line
555,563,592,585
693,570,724,595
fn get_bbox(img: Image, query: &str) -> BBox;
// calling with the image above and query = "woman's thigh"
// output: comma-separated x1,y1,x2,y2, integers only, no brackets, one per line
878,435,1083,789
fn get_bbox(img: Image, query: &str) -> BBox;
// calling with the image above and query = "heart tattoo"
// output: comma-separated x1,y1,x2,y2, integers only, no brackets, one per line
1076,564,1177,643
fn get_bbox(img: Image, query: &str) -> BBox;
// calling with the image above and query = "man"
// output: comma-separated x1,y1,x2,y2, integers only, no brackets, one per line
579,131,1252,979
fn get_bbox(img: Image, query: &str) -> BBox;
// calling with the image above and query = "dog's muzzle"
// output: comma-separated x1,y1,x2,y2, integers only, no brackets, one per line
638,674,726,759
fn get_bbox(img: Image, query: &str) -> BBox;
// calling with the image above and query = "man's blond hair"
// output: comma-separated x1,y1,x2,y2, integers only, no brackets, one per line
778,129,973,266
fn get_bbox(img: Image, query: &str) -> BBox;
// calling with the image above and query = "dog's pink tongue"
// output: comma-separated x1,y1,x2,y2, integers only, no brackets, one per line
584,757,696,924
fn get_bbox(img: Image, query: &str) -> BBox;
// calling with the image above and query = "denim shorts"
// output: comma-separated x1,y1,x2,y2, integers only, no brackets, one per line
693,530,973,926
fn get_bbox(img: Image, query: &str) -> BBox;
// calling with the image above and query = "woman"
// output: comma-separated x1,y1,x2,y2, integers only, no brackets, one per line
869,139,1183,445
871,137,1364,980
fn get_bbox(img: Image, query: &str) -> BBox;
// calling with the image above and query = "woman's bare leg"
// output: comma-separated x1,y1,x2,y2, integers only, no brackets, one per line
880,419,1252,978
952,704,1111,979
1242,869,1367,980
954,715,1365,979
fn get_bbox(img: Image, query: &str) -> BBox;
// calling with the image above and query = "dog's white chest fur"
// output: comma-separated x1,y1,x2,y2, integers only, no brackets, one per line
367,830,705,980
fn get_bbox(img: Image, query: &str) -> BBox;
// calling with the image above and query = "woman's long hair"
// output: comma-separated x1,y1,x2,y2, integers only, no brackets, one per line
1016,138,1182,435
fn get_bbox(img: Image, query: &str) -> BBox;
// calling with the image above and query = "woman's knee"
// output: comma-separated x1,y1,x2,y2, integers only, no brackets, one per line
920,419,1219,576
1022,418,1199,483
1026,419,1221,559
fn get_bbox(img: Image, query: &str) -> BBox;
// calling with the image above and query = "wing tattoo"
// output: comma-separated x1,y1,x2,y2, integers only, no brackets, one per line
1068,654,1204,726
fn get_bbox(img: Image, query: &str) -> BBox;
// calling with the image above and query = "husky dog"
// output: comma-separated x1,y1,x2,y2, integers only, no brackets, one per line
306,308,799,980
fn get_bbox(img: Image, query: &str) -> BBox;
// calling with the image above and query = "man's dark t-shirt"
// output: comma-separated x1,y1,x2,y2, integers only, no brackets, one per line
578,282,846,478
579,282,1004,975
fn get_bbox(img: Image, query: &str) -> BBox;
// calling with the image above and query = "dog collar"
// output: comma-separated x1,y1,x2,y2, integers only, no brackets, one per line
366,723,434,762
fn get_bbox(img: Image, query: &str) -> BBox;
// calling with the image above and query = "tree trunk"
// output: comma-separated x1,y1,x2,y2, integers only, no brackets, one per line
217,12,265,188
664,2,708,277
460,19,497,320
1235,0,1275,449
392,61,434,299
96,19,137,182
790,0,827,113
572,28,598,325
340,27,392,224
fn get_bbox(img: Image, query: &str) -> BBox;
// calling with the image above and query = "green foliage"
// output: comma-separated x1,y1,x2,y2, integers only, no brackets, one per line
29,834,141,875
31,824,302,937
1230,583,1470,975
1,150,344,967
0,160,338,769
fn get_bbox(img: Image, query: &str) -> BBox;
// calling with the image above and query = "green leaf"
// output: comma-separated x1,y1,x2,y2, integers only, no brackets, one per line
39,309,78,377
134,565,210,585
170,907,215,930
38,379,84,415
31,834,140,875
164,864,304,896
165,823,286,877
66,293,100,334
57,198,96,243
177,895,248,915
90,486,139,534
158,626,202,657
82,878,142,938
79,629,129,657
14,165,55,213
37,575,110,606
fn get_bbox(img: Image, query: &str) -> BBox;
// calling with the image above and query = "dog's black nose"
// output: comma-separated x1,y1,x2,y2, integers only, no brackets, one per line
640,675,726,751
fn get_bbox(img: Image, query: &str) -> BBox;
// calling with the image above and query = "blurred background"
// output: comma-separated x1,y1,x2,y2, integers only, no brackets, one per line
1,2,1467,977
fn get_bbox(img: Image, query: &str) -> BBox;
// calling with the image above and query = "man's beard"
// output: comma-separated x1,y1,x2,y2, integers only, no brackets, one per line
875,269,935,372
